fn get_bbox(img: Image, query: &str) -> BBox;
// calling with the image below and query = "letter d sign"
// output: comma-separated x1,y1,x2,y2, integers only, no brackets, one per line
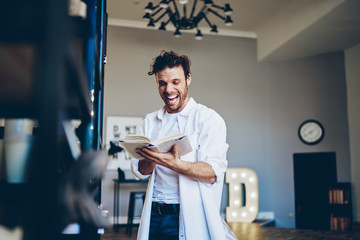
226,168,259,222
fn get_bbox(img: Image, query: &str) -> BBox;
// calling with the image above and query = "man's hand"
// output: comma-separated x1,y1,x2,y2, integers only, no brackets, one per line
136,145,216,184
136,145,181,170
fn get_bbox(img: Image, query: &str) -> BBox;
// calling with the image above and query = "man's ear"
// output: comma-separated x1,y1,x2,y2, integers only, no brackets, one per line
186,74,192,86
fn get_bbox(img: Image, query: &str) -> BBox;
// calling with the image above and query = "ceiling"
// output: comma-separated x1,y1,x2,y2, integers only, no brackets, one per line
107,0,360,61
107,0,293,32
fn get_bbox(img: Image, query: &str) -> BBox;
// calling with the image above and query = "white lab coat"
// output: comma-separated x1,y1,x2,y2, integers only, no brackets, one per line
131,98,229,240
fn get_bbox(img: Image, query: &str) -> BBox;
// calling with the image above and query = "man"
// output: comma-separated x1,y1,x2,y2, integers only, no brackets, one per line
131,50,229,240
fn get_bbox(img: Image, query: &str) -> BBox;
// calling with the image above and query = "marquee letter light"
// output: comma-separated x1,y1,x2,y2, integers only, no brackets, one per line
226,168,259,222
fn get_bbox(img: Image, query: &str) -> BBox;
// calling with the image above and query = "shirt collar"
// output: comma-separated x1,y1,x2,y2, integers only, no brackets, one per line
157,97,196,120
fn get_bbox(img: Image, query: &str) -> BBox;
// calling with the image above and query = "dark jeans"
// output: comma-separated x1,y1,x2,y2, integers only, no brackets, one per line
149,203,180,240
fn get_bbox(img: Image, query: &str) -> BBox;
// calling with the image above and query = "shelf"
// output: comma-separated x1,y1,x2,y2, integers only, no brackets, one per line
0,0,106,239
0,1,89,43
0,182,30,229
0,2,92,120
0,182,29,203
329,182,352,231
0,1,47,43
0,42,91,120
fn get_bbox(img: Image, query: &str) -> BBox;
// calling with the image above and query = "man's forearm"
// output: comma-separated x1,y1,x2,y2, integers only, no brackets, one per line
135,146,216,184
174,161,216,184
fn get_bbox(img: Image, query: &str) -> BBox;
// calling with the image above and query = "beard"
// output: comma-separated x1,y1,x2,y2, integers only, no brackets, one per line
161,85,189,113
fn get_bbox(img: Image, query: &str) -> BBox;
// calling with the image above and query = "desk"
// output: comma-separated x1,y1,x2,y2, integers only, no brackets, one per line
113,178,148,232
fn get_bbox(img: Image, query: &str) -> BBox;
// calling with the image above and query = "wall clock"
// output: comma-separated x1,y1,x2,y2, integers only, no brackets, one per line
298,119,324,145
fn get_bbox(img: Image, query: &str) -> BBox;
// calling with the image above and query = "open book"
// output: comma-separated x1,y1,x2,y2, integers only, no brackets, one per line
119,132,193,159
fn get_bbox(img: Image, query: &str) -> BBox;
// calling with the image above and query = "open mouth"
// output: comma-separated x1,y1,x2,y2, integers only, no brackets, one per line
166,95,178,104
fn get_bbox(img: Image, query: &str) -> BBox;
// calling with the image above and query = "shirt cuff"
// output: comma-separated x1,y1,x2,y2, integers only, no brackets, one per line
131,159,151,179
204,160,226,184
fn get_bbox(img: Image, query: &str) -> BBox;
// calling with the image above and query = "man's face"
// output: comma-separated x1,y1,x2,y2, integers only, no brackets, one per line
156,66,191,113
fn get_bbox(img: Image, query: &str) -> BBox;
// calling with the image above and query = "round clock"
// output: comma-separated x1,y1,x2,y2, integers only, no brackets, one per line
298,119,324,145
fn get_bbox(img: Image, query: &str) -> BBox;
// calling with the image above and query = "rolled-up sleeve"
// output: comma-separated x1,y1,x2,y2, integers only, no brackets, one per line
197,109,228,184
130,159,151,179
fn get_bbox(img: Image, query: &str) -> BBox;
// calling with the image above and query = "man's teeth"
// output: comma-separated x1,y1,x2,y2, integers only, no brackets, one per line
167,95,178,100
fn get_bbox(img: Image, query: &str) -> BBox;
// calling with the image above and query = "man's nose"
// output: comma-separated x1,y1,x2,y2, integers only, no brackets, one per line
165,84,174,93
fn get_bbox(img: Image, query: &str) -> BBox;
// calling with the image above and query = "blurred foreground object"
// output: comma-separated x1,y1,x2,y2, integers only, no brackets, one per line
58,150,109,229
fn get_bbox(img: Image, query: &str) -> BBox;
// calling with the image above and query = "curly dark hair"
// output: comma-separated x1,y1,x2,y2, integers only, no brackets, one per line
148,50,191,78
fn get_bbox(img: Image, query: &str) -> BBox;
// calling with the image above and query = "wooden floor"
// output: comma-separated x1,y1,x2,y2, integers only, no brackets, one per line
101,223,360,240
227,222,360,240
101,226,137,240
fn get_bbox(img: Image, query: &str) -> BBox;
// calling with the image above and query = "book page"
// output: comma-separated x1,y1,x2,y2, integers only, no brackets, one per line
122,135,152,143
119,142,150,159
152,132,184,145
119,133,193,159
150,135,193,156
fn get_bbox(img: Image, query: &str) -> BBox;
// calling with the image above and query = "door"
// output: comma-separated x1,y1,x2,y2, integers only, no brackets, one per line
293,152,337,230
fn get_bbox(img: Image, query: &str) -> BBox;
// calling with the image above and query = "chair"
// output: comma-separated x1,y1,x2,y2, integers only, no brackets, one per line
126,191,146,236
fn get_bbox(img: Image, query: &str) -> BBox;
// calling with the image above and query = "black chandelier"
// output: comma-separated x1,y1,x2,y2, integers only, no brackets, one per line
143,0,233,40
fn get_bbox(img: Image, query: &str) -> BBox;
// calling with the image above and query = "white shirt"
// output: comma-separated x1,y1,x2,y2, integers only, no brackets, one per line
131,98,229,240
152,111,180,203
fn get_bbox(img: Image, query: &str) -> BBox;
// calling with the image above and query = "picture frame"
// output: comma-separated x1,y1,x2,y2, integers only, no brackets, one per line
105,116,143,170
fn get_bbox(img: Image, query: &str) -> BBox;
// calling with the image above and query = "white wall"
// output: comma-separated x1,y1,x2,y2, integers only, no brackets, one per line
101,26,351,228
345,43,360,222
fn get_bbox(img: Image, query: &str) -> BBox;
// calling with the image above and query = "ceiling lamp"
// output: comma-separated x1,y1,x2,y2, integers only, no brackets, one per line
143,0,233,40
